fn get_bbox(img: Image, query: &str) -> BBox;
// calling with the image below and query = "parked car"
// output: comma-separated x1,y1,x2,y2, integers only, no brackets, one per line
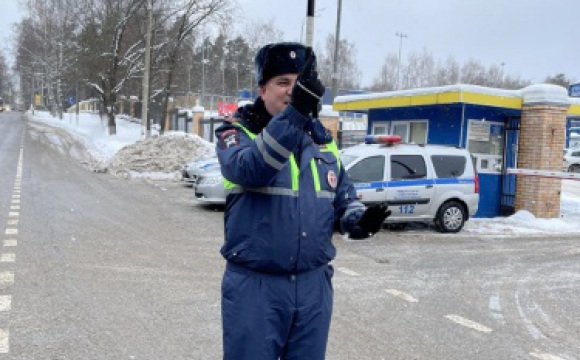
563,148,580,173
181,157,219,185
340,135,479,232
193,167,226,204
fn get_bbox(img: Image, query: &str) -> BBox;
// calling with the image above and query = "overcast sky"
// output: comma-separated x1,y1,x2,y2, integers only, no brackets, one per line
2,0,578,88
237,0,580,87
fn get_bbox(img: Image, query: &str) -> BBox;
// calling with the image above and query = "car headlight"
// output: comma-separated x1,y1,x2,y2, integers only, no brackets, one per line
199,175,223,185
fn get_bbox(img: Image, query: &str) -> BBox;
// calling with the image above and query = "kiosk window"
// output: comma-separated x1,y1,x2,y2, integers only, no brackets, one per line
347,156,385,183
390,155,427,180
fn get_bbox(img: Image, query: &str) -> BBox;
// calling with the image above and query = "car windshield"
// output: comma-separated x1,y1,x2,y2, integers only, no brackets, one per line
340,154,358,167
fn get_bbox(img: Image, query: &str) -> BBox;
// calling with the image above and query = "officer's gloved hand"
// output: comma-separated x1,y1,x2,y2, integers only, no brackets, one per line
290,51,325,117
305,118,333,145
349,204,392,240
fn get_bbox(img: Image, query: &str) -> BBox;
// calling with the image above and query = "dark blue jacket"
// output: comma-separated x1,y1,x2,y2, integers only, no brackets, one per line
215,103,365,274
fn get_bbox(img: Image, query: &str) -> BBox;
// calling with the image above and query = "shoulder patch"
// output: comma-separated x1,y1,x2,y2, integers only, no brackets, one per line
219,129,240,149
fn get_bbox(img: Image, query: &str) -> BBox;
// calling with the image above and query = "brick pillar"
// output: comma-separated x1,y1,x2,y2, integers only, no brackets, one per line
192,109,204,135
514,84,570,218
319,116,339,140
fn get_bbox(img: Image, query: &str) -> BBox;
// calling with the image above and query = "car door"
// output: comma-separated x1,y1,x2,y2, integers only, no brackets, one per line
346,155,388,204
386,154,434,219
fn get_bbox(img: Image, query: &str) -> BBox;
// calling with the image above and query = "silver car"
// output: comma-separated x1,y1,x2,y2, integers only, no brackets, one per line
193,167,226,204
563,148,580,173
181,158,220,185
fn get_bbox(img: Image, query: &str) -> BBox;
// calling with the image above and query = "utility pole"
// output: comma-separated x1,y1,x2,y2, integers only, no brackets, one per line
141,0,153,138
395,32,408,90
201,41,207,107
330,0,343,101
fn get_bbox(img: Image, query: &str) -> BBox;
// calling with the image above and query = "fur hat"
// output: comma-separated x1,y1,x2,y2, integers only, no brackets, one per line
255,42,307,85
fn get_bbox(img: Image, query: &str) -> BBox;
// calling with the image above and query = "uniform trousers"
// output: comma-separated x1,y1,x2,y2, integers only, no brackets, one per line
222,262,334,360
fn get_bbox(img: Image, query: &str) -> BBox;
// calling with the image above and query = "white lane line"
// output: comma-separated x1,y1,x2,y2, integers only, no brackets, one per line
0,296,11,312
3,240,17,247
11,199,20,204
4,229,17,236
0,328,8,353
445,314,493,333
11,195,20,199
0,254,15,263
9,206,20,211
6,220,18,226
0,272,14,287
337,267,360,276
530,351,567,360
386,289,418,303
8,212,18,217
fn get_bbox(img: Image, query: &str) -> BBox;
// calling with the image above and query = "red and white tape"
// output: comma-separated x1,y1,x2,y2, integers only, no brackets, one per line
507,168,580,180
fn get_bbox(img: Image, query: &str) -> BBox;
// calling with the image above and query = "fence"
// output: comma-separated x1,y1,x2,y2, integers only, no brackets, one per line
337,130,366,149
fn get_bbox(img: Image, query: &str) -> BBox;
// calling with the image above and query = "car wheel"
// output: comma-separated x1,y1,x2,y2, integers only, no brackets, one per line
385,223,408,231
435,201,466,233
569,164,580,173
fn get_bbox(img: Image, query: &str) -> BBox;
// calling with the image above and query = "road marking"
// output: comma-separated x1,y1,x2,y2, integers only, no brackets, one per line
0,254,15,263
6,220,18,226
10,199,20,205
337,267,360,276
445,314,493,333
530,351,566,360
0,272,14,287
4,229,17,236
3,240,17,247
0,296,11,312
386,289,418,303
9,206,19,211
8,212,18,217
0,329,8,353
11,195,20,199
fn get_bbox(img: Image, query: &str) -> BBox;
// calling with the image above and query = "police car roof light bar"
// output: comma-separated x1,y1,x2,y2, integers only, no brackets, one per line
364,134,402,145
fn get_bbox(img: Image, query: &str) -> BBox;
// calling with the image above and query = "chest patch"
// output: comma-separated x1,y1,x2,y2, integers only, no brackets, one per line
327,170,338,189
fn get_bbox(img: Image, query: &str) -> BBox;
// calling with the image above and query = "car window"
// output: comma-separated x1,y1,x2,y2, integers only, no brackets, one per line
347,155,385,183
340,154,358,168
431,155,467,178
572,151,580,157
390,155,427,180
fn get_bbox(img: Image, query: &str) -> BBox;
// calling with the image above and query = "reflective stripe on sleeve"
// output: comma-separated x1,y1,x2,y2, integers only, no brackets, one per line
262,130,291,159
255,135,285,170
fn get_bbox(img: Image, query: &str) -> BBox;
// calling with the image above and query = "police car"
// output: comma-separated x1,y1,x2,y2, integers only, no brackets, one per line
340,135,479,233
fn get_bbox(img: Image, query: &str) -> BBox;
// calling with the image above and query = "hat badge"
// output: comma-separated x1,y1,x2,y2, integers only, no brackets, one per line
289,50,296,59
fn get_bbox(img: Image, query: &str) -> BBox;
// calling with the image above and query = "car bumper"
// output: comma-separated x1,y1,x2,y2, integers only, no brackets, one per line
194,183,226,204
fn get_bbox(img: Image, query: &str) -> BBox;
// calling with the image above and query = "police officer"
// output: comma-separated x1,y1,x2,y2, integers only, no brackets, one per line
215,42,391,360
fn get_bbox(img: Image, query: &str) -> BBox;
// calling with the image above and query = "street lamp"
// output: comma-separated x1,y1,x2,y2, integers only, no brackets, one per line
395,32,408,90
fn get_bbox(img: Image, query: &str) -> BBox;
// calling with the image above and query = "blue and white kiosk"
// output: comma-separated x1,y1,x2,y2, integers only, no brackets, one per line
334,84,580,218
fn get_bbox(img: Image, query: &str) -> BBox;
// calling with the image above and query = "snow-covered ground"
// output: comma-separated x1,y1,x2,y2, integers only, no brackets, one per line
23,110,580,236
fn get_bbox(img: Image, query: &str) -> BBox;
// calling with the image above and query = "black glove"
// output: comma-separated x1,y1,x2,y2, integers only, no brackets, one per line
349,204,392,239
290,50,325,117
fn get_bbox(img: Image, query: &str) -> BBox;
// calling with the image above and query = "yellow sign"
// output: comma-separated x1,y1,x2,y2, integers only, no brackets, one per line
34,94,42,106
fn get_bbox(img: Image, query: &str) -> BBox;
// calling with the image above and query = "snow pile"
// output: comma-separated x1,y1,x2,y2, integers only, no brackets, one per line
107,132,215,179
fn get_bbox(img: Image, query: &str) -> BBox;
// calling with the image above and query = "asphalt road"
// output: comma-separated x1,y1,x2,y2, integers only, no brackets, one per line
0,111,578,359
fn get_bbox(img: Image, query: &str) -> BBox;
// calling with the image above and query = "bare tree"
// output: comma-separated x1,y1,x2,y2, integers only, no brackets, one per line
76,0,147,135
318,34,361,91
544,73,571,88
154,0,231,134
370,53,398,92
